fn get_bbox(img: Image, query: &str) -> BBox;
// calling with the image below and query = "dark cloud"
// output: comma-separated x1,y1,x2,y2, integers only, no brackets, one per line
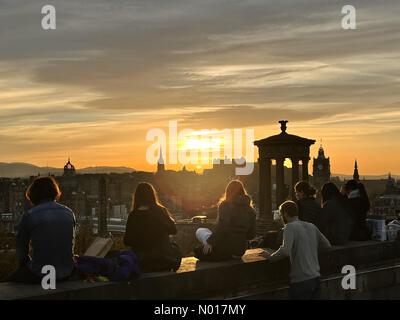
180,105,327,129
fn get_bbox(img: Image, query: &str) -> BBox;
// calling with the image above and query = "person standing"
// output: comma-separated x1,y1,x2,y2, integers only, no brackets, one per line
318,182,353,245
343,180,371,241
261,201,331,300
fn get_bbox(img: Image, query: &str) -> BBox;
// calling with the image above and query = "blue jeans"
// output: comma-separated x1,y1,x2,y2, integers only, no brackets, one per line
289,277,321,300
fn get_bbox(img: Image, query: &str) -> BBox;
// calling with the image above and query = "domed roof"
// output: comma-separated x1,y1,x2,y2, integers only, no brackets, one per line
64,158,75,170
254,120,316,146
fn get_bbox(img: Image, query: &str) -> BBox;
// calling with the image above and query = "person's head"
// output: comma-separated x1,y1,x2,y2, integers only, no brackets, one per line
279,200,299,224
220,180,248,204
25,176,61,206
132,182,159,210
344,179,359,194
294,181,317,200
321,182,342,204
344,180,371,211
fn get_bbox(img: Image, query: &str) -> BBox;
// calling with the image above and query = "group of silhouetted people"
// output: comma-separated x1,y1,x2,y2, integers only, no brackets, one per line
5,177,257,284
294,180,371,245
5,175,371,300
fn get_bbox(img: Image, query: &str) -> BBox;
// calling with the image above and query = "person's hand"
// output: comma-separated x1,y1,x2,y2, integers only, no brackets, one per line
259,250,271,259
203,244,213,255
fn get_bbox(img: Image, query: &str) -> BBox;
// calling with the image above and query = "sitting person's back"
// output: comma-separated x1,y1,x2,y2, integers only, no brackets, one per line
123,182,180,272
209,195,256,257
194,180,256,261
8,176,76,283
317,183,353,245
21,201,76,278
124,205,177,253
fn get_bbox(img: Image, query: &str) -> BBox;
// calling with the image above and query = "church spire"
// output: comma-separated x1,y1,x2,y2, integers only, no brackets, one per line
353,159,360,181
157,146,165,172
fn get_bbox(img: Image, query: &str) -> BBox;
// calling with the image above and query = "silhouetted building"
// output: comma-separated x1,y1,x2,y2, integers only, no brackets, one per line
254,120,315,227
63,158,76,177
372,174,400,217
312,144,331,188
157,148,165,173
385,173,400,194
353,160,360,181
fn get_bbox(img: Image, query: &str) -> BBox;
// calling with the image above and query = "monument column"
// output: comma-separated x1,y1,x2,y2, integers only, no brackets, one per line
265,157,272,219
291,157,300,199
276,157,285,207
258,157,266,217
302,157,310,182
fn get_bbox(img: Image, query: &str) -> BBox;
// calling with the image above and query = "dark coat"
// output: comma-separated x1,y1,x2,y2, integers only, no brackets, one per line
198,195,256,261
297,197,321,225
348,197,371,241
317,199,353,245
123,205,181,272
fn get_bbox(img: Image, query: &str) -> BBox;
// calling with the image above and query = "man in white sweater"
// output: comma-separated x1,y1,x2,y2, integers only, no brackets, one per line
261,200,331,299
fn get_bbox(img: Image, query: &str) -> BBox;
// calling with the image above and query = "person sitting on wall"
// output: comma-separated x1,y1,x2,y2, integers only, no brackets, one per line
123,182,181,272
194,180,256,261
317,182,353,245
7,176,76,284
261,201,331,300
294,181,321,225
343,180,371,241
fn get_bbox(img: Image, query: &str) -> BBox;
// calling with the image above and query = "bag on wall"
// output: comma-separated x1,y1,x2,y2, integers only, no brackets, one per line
76,250,140,281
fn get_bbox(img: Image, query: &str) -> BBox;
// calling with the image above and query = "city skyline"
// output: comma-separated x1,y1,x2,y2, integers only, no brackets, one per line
1,1,399,175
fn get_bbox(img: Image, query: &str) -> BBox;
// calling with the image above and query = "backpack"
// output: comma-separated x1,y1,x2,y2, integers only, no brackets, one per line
75,250,140,281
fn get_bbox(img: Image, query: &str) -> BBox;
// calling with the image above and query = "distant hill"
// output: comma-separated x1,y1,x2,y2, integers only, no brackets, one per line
332,173,399,180
0,162,136,178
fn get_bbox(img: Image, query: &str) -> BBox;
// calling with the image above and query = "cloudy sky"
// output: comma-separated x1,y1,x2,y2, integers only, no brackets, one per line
0,0,399,174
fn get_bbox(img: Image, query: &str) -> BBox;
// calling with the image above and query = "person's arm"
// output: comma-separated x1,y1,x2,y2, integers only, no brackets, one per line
206,203,230,245
316,226,332,249
161,208,177,235
269,226,294,261
15,213,31,266
246,209,257,240
123,214,135,247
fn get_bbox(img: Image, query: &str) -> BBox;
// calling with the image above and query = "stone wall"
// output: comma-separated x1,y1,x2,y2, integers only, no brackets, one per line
2,240,400,300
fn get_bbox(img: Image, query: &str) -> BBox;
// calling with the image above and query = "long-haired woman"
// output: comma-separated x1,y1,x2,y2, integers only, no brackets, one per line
194,180,256,261
318,182,353,245
124,182,181,272
343,180,371,240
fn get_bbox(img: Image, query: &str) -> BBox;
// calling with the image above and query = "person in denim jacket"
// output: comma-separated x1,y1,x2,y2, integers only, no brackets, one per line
7,176,76,284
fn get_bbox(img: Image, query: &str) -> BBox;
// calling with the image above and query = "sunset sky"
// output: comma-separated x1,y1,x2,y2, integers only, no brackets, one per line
0,0,399,175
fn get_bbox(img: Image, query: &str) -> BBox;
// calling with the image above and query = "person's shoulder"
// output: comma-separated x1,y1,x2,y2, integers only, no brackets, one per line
51,202,73,215
284,221,298,230
303,220,318,230
156,204,168,213
218,200,231,212
154,205,172,217
288,219,310,230
55,201,73,212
